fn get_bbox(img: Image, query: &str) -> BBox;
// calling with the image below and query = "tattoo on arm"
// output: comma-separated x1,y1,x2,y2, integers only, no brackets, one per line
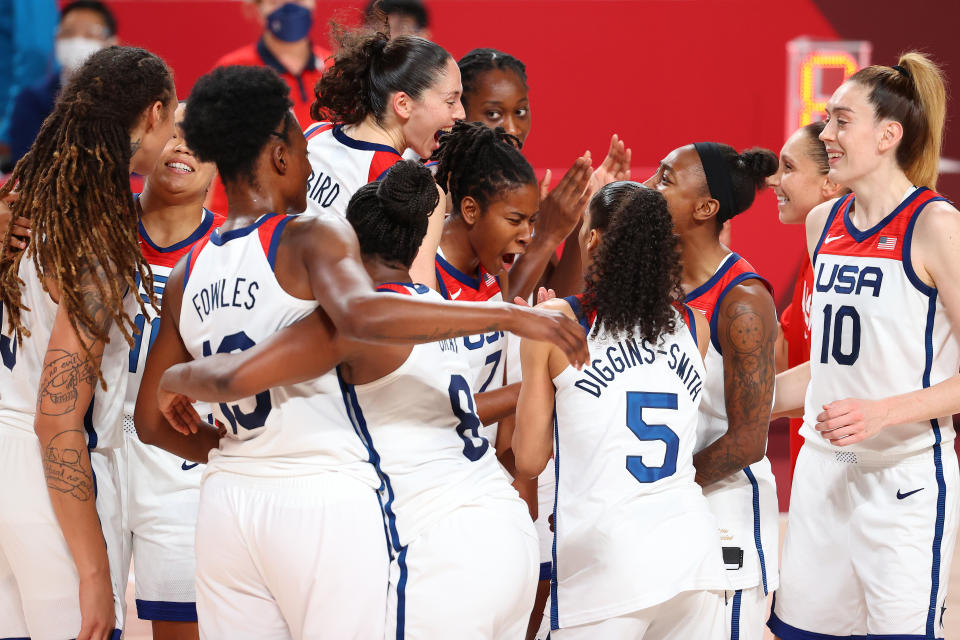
38,349,97,415
75,262,114,347
694,299,776,487
43,429,94,501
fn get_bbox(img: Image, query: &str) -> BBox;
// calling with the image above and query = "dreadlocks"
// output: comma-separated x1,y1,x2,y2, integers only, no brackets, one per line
0,46,175,382
434,120,535,213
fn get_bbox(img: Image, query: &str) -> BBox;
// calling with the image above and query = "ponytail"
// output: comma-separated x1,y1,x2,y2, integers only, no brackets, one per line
849,51,946,189
311,26,450,125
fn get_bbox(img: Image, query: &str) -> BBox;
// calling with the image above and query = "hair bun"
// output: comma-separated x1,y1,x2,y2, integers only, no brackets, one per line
737,148,778,190
376,159,440,224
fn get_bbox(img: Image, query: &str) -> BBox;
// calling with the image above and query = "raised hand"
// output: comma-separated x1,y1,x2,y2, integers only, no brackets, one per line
536,154,592,245
589,134,632,196
0,190,30,251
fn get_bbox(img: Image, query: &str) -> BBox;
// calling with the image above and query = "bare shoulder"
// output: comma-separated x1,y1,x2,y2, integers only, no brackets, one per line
535,296,576,320
805,197,841,255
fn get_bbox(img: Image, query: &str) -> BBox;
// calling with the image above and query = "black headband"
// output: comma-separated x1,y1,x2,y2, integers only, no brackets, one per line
891,64,912,80
694,142,736,224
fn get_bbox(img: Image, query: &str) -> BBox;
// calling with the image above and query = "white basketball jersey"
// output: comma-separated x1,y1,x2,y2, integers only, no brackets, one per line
0,258,128,450
684,252,779,593
341,283,511,550
123,206,218,421
303,122,403,217
549,295,725,630
804,187,960,456
178,213,377,486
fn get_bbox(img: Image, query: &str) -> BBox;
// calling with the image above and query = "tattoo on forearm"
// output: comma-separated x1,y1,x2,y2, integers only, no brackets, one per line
39,349,97,415
694,300,775,487
43,429,93,501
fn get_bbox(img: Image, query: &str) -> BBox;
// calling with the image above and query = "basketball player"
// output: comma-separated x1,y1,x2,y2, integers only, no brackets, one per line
120,102,219,640
768,53,960,640
155,159,540,639
304,28,460,284
0,46,176,640
644,141,780,639
768,122,845,479
514,182,727,639
132,65,586,639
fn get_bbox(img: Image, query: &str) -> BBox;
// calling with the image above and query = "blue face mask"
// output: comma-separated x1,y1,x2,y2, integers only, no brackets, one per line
266,3,313,42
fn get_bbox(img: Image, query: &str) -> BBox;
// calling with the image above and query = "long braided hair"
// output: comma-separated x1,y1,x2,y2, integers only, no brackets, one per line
434,120,535,214
0,46,175,379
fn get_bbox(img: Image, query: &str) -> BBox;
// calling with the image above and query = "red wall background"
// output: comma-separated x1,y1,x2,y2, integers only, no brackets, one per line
105,0,960,310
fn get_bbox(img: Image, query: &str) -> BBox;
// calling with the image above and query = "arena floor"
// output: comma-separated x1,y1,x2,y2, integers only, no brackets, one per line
120,515,960,639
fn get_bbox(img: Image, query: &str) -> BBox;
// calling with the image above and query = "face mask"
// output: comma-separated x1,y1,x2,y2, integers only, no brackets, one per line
266,3,313,42
55,37,104,74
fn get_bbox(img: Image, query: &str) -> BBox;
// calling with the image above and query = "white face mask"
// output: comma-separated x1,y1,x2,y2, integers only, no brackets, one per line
55,37,105,74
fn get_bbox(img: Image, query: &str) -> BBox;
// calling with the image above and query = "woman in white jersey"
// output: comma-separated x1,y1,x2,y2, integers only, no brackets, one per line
133,65,586,639
305,27,460,283
643,141,779,639
768,53,960,640
0,46,176,640
514,182,727,639
154,159,540,639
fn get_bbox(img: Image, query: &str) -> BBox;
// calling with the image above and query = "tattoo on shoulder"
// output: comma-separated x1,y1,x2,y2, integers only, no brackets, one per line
39,349,97,415
43,429,93,501
76,261,114,345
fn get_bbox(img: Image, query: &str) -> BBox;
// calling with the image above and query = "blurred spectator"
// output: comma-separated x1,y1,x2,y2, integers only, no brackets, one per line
366,0,430,39
6,1,116,168
213,1,330,127
0,0,58,171
207,1,331,213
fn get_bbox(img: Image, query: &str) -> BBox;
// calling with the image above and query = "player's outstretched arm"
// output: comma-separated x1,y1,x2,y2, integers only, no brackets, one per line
506,155,592,302
407,183,445,290
693,280,777,487
159,307,344,405
514,298,574,479
34,266,117,640
294,216,590,367
815,200,960,445
135,261,223,462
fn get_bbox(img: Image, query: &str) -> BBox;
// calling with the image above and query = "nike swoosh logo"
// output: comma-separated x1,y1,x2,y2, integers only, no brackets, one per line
450,289,462,300
897,488,924,499
181,461,200,471
823,234,844,245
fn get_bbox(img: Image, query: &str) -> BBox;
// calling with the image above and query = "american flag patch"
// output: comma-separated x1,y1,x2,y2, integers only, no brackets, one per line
877,236,897,250
484,273,496,286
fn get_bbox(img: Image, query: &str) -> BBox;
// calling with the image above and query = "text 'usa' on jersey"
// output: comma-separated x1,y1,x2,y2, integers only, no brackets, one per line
123,206,219,420
434,252,506,395
804,187,960,455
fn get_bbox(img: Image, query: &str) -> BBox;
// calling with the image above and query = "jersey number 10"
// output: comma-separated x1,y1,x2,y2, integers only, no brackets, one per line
820,303,861,366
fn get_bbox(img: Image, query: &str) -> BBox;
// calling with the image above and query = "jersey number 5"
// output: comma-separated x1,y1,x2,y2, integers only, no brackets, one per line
202,331,272,434
625,392,679,483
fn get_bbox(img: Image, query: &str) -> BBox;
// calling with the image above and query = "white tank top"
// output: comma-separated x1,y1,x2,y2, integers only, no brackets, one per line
123,205,218,423
342,283,512,550
548,295,725,630
804,187,960,457
684,252,779,593
178,213,377,485
303,122,403,217
0,258,129,451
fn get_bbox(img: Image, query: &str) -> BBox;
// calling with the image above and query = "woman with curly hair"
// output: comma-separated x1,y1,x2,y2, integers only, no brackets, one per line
0,45,176,640
513,182,727,639
644,142,779,639
133,64,586,639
